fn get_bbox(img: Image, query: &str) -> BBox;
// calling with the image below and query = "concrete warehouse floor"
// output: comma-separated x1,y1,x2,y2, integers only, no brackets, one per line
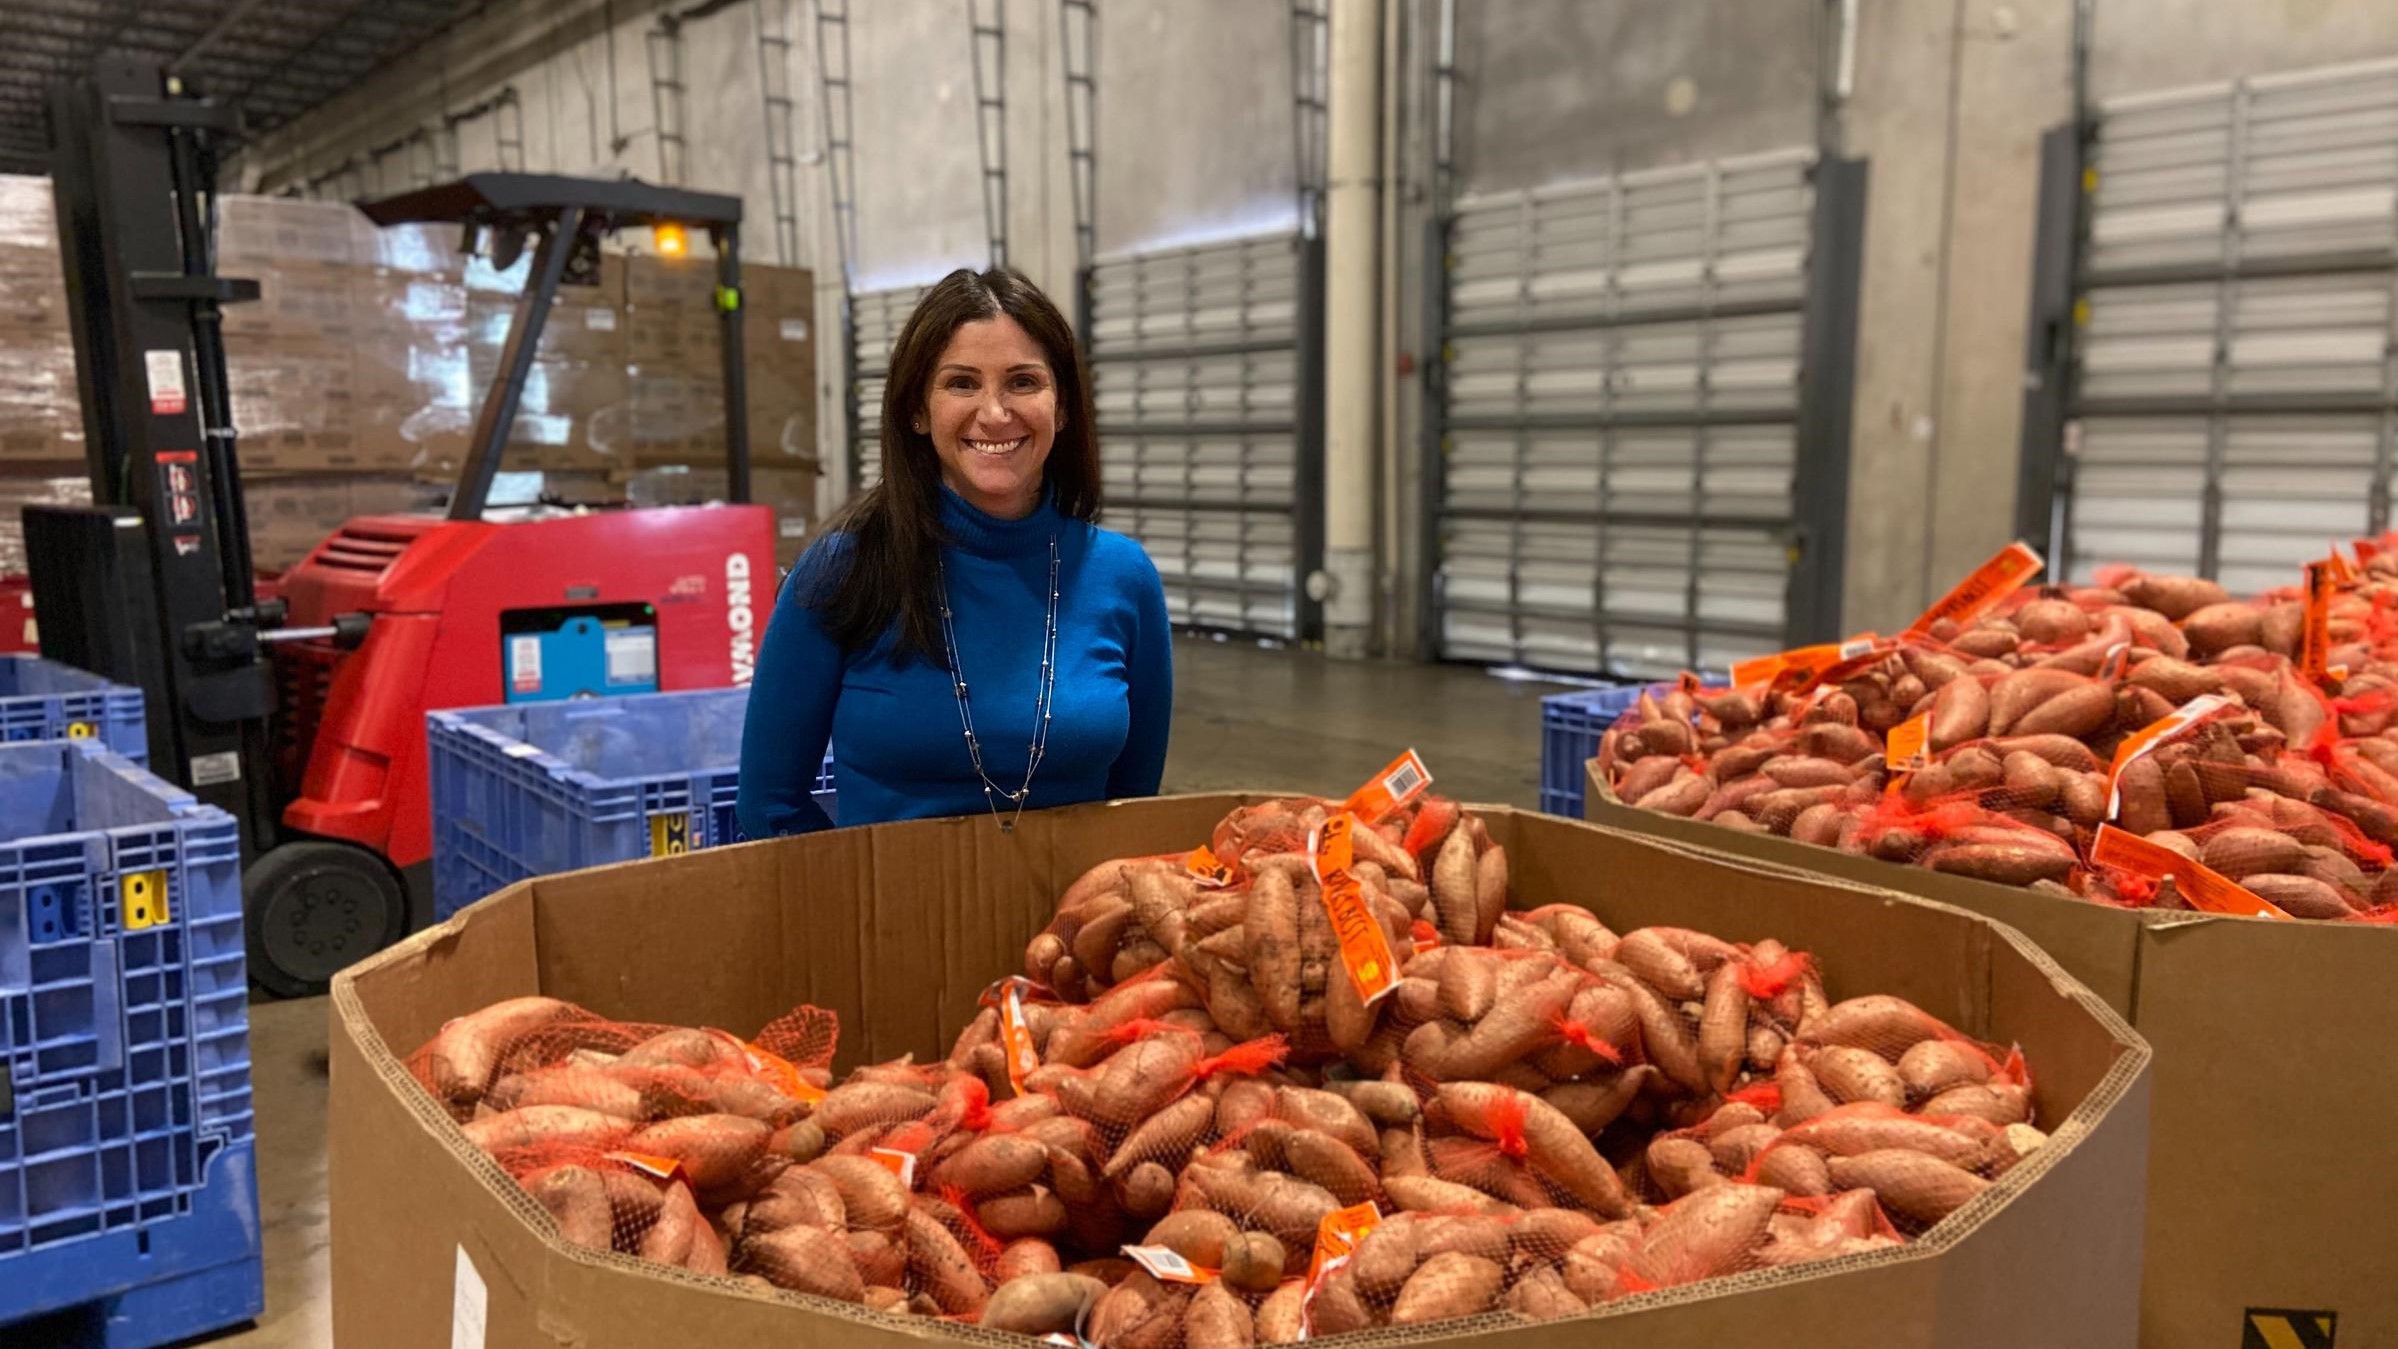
32,637,1574,1348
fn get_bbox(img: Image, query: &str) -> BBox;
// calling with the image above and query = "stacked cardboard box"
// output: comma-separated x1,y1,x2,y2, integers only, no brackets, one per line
0,176,821,581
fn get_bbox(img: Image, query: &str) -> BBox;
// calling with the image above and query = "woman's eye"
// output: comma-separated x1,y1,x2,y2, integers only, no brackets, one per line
946,378,976,392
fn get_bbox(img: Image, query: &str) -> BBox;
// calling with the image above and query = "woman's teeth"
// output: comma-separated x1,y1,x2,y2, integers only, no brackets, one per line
966,437,1026,456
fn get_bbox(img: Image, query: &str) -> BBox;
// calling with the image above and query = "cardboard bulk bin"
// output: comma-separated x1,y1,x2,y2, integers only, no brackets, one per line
331,796,2149,1349
1590,763,2398,1348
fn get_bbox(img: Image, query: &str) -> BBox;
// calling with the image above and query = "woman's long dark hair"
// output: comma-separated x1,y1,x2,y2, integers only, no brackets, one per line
807,267,1102,663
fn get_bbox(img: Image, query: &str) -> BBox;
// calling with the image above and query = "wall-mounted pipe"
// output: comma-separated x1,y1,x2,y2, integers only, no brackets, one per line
1317,0,1381,657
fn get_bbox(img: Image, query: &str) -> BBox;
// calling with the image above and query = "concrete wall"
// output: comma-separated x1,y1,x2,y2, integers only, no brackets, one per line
238,0,2398,655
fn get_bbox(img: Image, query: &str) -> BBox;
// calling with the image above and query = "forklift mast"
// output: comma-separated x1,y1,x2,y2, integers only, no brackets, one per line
29,59,283,851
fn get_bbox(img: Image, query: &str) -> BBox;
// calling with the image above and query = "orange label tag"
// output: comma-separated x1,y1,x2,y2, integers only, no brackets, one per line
2302,560,2335,684
1184,843,1235,888
1906,540,2045,635
2105,694,2239,821
1310,814,1401,1005
998,983,1040,1097
1120,1244,1219,1285
1885,712,1930,775
2356,538,2383,564
1344,749,1433,824
604,1151,685,1182
741,1041,828,1104
1731,635,1888,693
869,1147,919,1187
2090,825,2294,921
1304,1202,1382,1290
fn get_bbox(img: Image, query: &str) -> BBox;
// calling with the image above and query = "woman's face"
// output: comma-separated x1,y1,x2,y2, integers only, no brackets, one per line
919,314,1059,520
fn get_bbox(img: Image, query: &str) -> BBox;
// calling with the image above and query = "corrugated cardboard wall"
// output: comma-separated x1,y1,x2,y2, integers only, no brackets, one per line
0,177,822,579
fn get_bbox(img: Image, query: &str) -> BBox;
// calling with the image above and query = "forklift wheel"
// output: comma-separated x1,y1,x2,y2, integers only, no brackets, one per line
244,841,409,998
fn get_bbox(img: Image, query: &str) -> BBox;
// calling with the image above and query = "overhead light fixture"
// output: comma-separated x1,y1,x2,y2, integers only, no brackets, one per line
654,222,689,258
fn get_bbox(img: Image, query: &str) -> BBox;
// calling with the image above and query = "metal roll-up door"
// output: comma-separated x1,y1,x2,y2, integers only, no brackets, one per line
2020,59,2398,596
1424,148,1864,678
1086,233,1324,640
847,283,926,491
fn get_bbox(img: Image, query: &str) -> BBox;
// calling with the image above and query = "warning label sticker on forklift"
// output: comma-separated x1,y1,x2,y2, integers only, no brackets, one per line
585,309,617,331
145,350,188,415
510,635,543,694
189,750,241,786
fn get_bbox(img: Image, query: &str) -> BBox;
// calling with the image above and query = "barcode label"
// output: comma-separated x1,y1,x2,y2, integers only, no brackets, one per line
605,629,657,685
1384,760,1424,800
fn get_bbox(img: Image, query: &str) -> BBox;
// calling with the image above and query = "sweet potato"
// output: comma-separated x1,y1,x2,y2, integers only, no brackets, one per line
462,1105,627,1158
811,1154,910,1235
1918,1084,2030,1126
1810,1047,1907,1108
1059,1031,1204,1124
1929,676,1991,751
1440,1083,1633,1218
2241,873,2357,919
1647,1137,1723,1198
996,1237,1063,1282
1244,868,1304,1031
1708,1123,1783,1176
1283,1128,1379,1205
980,1272,1108,1335
636,1178,702,1266
624,1115,771,1198
1431,826,1481,946
1185,1280,1257,1349
1561,1231,1634,1303
1383,1174,1520,1217
1438,950,1498,1022
1391,1251,1505,1325
1622,1184,1784,1288
420,996,580,1105
743,1222,865,1301
1255,1281,1308,1343
1088,1271,1183,1349
1118,1160,1176,1219
1613,927,1735,1001
1616,755,1685,802
905,1205,991,1314
1506,1265,1590,1321
1779,1108,1985,1166
1403,970,1579,1083
1218,1231,1287,1294
1144,1209,1240,1266
1698,962,1752,1097
523,1164,613,1251
1753,1143,1831,1196
1927,840,2076,886
979,1187,1069,1239
1896,1040,1991,1099
2122,573,2229,620
2180,601,2262,656
1541,1068,1653,1135
1275,1086,1378,1156
1636,773,1711,817
1827,1150,1988,1225
1101,1093,1217,1180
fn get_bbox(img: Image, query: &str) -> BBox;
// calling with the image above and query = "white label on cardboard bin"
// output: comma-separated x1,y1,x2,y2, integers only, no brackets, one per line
144,349,188,415
780,318,809,342
450,1245,488,1349
510,634,543,693
585,308,618,331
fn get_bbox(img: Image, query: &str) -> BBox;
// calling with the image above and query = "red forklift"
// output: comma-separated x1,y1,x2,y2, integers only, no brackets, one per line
28,61,775,994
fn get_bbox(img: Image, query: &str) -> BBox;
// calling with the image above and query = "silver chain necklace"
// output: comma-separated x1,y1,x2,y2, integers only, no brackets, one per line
936,536,1061,833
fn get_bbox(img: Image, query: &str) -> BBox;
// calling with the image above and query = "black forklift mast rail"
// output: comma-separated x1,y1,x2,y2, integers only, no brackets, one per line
356,172,743,232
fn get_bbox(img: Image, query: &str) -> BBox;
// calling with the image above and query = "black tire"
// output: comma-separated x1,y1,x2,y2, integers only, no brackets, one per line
244,840,409,998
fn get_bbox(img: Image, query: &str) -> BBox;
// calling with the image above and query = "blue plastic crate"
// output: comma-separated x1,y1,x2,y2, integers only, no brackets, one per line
0,740,259,1344
0,657,147,764
1539,683,1667,819
428,687,838,919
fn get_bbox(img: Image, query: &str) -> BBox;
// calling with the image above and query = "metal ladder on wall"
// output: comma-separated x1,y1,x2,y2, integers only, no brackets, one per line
647,20,690,183
1290,0,1328,239
969,0,1008,269
756,0,805,266
1059,0,1098,281
813,0,864,487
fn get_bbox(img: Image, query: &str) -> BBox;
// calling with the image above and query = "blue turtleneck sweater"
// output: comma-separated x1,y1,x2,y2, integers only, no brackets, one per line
736,486,1173,837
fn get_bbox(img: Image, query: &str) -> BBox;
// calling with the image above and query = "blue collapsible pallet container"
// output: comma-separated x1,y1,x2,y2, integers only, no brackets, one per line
0,739,261,1347
0,656,147,764
1539,683,1666,818
427,687,838,919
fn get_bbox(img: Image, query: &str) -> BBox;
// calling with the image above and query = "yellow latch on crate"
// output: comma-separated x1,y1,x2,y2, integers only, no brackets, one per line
65,720,94,740
649,814,692,857
121,869,169,930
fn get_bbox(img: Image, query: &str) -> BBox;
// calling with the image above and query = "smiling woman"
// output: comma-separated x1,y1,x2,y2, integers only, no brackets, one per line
736,268,1174,838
